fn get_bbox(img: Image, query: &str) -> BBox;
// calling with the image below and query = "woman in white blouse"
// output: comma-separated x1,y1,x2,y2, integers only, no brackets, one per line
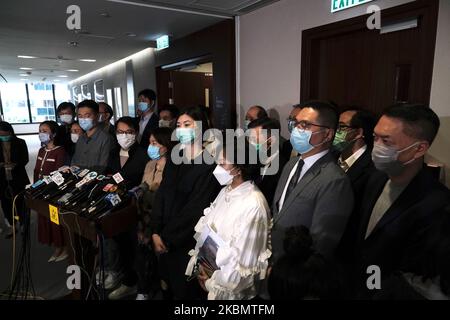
186,138,271,300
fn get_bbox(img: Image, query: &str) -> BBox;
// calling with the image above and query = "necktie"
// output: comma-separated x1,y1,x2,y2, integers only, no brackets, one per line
284,159,304,202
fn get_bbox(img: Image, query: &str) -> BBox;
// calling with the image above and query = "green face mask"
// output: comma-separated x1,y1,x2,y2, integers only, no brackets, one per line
333,130,352,152
0,135,12,142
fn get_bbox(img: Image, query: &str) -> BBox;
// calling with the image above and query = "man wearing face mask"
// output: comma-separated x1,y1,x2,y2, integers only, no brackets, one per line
350,104,450,296
136,89,159,149
248,117,289,205
71,100,113,173
157,104,179,128
98,102,116,139
271,100,354,261
244,105,268,131
56,102,76,164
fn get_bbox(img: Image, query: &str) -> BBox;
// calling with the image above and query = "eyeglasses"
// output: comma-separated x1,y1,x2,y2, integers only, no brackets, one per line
294,120,329,130
116,130,135,135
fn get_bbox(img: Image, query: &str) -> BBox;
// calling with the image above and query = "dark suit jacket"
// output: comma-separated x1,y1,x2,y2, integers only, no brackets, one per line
137,113,159,149
256,151,289,206
0,137,30,191
271,152,354,260
106,143,149,188
352,167,450,286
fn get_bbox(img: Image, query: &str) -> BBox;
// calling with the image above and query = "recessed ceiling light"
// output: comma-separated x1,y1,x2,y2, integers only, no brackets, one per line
20,79,28,81
19,74,29,76
79,59,96,62
18,55,36,59
100,12,111,18
58,75,69,78
53,79,60,82
126,32,137,37
66,69,79,72
19,67,33,70
68,41,79,47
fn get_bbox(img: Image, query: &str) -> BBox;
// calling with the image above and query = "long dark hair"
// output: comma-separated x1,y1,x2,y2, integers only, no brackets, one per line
40,120,62,146
150,127,175,152
177,106,210,135
0,121,16,137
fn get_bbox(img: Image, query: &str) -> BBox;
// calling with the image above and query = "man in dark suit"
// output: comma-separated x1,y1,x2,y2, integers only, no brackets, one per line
136,89,159,149
248,117,289,205
271,101,354,261
350,104,450,296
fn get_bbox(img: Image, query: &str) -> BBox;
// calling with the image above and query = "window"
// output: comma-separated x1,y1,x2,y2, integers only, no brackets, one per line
0,82,71,124
81,84,91,100
28,82,56,122
94,80,105,102
0,83,30,123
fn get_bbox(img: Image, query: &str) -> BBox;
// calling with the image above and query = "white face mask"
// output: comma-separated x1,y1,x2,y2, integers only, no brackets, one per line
60,114,73,124
159,119,172,128
213,165,234,186
116,133,136,150
71,133,80,143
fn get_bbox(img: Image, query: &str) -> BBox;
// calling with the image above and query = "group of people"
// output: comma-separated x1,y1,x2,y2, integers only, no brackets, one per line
0,90,449,300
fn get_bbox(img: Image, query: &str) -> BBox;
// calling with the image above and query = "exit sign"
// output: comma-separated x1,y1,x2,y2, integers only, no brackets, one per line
331,0,374,13
156,35,169,50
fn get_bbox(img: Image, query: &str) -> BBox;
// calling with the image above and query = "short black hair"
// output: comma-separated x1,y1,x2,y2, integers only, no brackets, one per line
250,105,268,119
342,108,377,148
40,120,62,146
299,100,339,130
116,116,139,132
248,117,281,137
178,106,210,135
138,89,157,101
70,121,84,132
223,137,262,182
268,226,345,300
382,104,440,144
158,104,179,119
77,100,99,114
0,121,15,136
99,102,114,118
150,127,176,152
57,102,75,115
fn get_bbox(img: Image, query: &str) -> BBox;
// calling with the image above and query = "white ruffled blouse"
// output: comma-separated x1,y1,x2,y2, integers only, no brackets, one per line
185,181,272,300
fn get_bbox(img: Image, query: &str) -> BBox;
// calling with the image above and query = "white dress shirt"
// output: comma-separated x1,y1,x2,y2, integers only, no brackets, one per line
278,149,329,210
185,181,271,300
338,145,367,172
138,112,153,142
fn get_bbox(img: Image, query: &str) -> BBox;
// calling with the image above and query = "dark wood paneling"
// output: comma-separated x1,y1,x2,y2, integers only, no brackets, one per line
301,0,439,114
155,20,236,129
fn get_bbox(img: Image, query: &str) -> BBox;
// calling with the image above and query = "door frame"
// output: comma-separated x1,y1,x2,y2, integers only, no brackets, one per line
300,0,439,105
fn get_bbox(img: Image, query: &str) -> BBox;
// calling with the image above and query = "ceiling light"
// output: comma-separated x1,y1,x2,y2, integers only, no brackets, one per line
18,55,36,59
126,32,137,37
58,75,69,78
66,69,79,72
19,67,33,70
68,41,79,47
20,79,28,81
79,59,96,62
100,12,111,18
19,74,29,76
53,79,60,82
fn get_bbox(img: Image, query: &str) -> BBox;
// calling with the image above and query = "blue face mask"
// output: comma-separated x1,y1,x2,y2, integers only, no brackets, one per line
176,128,196,145
138,102,149,112
0,135,12,142
79,118,94,132
147,145,162,160
290,127,321,155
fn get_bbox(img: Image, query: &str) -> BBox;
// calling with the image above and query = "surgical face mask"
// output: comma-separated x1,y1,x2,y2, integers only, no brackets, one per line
176,127,196,145
79,118,94,132
60,114,73,124
159,119,172,128
333,129,354,153
244,120,251,131
290,127,326,155
147,145,162,160
138,102,149,112
371,142,420,176
0,135,12,142
39,132,51,144
250,138,268,152
71,133,80,143
116,133,136,150
213,165,234,186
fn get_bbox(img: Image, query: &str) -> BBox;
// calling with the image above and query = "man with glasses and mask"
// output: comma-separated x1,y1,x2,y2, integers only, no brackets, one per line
350,104,450,297
271,100,354,261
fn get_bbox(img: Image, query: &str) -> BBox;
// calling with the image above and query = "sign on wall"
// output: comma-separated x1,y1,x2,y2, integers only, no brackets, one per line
331,0,374,13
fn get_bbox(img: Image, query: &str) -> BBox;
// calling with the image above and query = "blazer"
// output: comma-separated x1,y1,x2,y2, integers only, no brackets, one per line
137,113,159,149
0,137,30,190
353,167,450,283
271,151,354,261
106,143,150,188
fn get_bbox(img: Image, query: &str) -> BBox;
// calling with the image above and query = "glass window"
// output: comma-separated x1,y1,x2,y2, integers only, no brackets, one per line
55,83,71,107
81,84,91,100
0,83,30,123
94,80,105,102
28,82,56,122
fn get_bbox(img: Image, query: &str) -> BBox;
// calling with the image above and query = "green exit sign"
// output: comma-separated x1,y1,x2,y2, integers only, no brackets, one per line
331,0,374,13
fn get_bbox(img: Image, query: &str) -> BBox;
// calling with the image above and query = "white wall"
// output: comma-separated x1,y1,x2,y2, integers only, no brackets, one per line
239,0,450,186
69,48,156,117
